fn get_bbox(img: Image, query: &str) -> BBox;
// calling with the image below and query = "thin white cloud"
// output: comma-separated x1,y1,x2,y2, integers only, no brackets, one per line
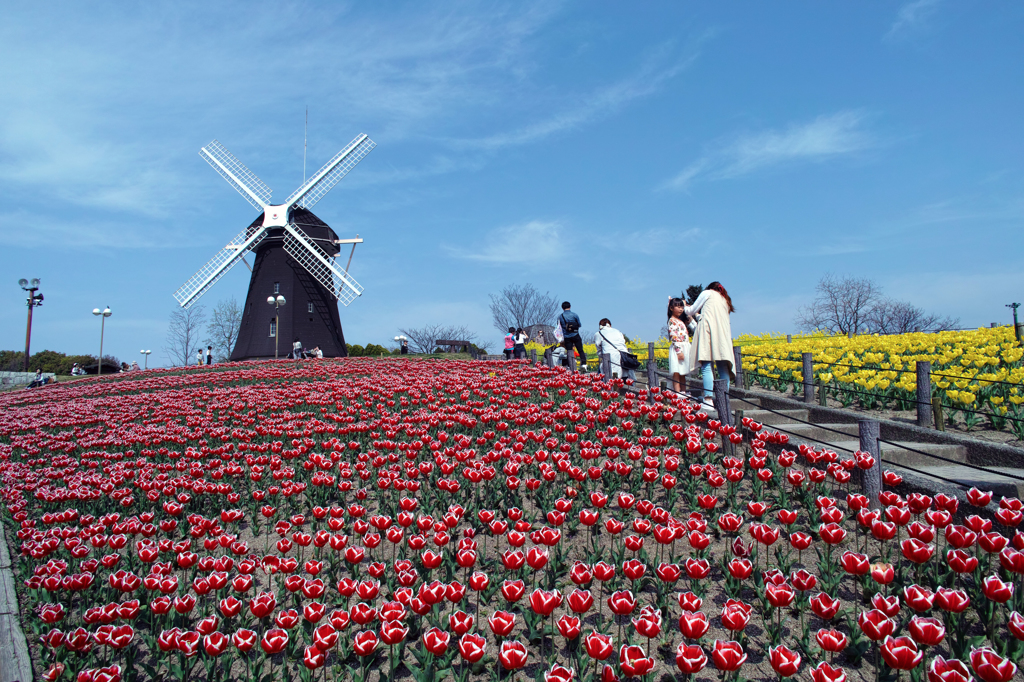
444,220,564,264
457,39,707,151
595,227,701,255
660,111,874,191
886,0,941,41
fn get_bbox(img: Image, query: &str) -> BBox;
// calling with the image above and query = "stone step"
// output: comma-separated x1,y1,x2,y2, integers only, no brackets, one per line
825,440,969,466
779,422,861,443
889,464,1024,500
735,408,810,426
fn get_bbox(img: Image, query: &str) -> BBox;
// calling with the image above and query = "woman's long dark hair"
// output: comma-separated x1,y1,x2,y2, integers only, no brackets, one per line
706,282,735,313
667,297,686,320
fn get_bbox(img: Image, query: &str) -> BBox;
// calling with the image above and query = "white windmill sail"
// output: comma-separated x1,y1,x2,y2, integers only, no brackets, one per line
282,223,364,306
200,140,273,210
178,134,373,309
174,225,267,308
284,134,376,210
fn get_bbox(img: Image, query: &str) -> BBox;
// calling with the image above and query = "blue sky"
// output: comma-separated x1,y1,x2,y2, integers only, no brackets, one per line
2,1,1022,365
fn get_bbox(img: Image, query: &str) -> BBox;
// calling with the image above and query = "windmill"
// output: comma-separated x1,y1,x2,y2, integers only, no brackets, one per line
175,134,375,360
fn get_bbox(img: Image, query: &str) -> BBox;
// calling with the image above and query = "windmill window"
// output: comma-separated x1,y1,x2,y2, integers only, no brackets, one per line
274,283,280,294
308,303,314,313
269,320,277,337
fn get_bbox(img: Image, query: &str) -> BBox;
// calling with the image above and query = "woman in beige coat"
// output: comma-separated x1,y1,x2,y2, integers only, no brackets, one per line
684,282,735,405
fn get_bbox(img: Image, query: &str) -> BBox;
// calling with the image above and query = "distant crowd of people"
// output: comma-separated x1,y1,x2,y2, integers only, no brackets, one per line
512,282,735,406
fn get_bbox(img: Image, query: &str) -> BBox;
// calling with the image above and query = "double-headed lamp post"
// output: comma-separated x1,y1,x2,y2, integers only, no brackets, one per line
18,278,43,372
140,350,152,369
92,307,112,375
394,335,408,355
267,294,286,359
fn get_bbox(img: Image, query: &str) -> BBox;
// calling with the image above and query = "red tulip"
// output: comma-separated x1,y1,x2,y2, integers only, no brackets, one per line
901,538,935,564
448,610,474,637
766,582,795,608
840,551,869,576
947,549,979,574
679,610,710,640
302,645,325,670
1008,611,1024,640
981,575,1014,603
880,636,924,670
815,628,847,653
810,592,841,620
711,640,747,671
811,662,847,682
543,665,574,682
557,615,581,640
857,610,895,641
970,648,1017,682
260,628,288,655
529,589,562,617
676,642,707,674
353,630,378,657
769,645,801,678
607,590,636,616
232,629,257,653
927,656,974,682
618,645,654,677
903,584,935,612
422,627,450,656
584,631,614,660
501,579,526,603
488,611,516,637
499,640,528,670
908,616,945,646
721,599,752,631
458,633,486,663
202,632,229,657
871,594,901,618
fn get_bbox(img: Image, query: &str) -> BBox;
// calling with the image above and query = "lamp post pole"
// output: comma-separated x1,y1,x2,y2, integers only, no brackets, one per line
1009,303,1022,344
93,307,112,375
19,279,43,372
141,350,151,370
267,295,286,359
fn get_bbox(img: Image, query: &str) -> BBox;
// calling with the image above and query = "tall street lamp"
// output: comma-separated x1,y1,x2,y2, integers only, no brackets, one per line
92,307,112,375
267,294,286,359
140,350,152,369
18,278,43,372
394,335,408,355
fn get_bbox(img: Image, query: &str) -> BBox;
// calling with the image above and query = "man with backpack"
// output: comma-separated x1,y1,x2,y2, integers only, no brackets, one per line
558,301,587,372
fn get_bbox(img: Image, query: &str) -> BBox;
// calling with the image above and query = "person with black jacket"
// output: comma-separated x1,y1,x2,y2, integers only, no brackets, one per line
558,301,587,372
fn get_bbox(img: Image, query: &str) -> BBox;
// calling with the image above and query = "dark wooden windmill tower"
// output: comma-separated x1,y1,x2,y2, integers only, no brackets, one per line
174,135,375,359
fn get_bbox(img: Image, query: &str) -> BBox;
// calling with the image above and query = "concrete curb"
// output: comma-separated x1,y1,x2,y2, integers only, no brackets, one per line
0,520,32,682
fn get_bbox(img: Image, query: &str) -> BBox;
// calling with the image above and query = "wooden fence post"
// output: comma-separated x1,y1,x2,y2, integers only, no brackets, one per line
568,350,577,373
530,349,537,365
733,346,744,390
600,353,611,382
858,419,882,509
802,352,814,405
916,361,932,428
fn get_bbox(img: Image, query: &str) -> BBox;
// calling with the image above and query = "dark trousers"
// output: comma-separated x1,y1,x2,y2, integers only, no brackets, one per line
206,356,211,365
562,335,587,369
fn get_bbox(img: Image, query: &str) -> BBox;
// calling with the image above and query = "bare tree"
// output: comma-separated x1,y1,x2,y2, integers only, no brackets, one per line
865,299,960,334
795,274,882,334
164,305,207,366
398,324,486,354
206,297,243,362
489,283,560,333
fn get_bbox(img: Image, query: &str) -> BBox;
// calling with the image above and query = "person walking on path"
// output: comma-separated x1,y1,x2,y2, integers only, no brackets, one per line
558,301,587,372
206,346,213,365
503,328,515,360
595,318,635,381
684,282,736,406
667,298,691,394
513,328,529,359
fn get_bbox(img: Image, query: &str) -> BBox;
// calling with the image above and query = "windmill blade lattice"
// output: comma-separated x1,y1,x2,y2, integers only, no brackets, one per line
174,225,267,308
200,140,273,210
286,134,376,210
282,224,363,306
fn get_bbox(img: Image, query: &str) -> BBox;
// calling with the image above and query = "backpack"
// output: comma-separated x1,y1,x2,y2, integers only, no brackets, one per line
560,313,580,335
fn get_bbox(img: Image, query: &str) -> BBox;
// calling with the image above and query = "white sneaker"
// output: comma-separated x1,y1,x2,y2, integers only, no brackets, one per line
702,398,715,408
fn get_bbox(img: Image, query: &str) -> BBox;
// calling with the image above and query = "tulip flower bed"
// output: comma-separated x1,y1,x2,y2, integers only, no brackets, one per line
2,358,1024,682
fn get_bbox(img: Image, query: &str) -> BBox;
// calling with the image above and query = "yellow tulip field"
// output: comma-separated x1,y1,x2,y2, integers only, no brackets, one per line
736,327,1024,438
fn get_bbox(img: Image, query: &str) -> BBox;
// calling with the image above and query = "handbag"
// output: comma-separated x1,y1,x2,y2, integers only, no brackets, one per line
560,313,580,335
598,330,641,371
